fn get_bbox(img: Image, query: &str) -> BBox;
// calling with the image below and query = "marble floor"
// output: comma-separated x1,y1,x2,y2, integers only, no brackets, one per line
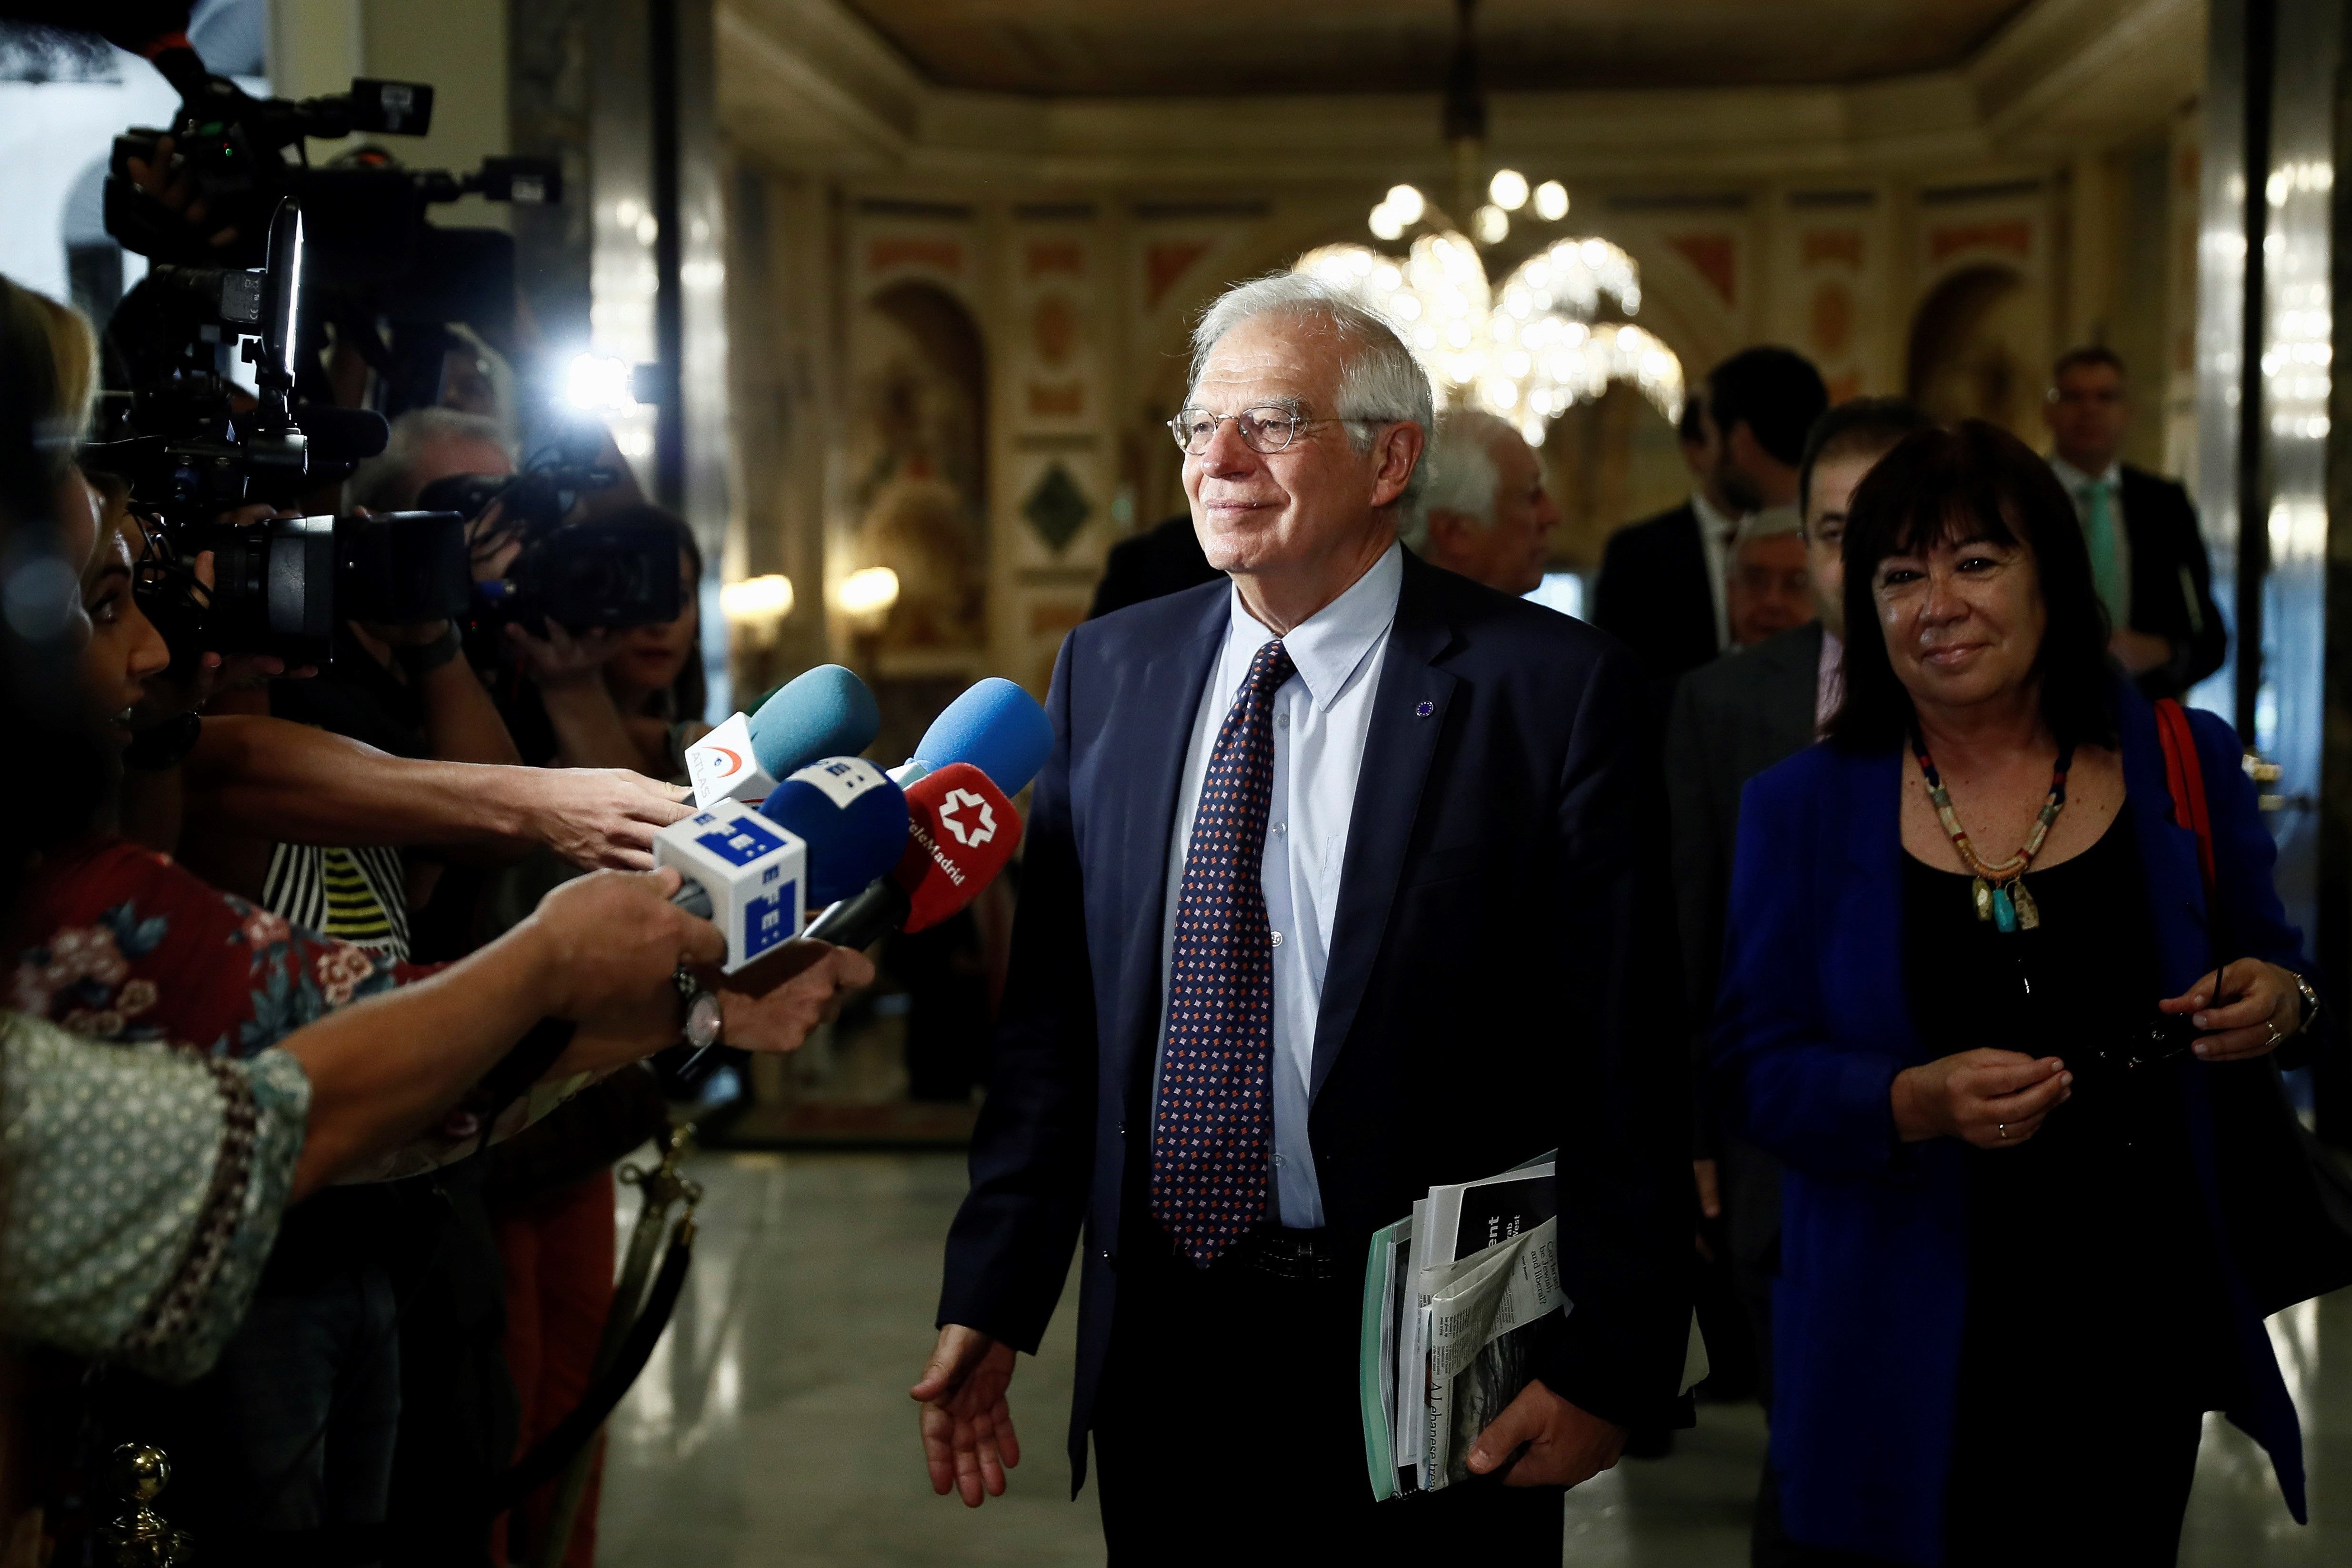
600,1150,2352,1567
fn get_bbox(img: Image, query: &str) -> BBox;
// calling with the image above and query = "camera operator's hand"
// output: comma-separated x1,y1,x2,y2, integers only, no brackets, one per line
505,619,619,685
127,509,319,726
530,768,695,869
122,133,241,251
522,866,722,1024
689,939,878,1055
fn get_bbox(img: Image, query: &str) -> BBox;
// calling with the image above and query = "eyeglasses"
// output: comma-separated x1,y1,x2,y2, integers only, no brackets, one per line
1167,405,1366,456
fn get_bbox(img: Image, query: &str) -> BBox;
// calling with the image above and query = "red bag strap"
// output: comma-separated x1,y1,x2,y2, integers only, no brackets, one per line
2154,697,2218,899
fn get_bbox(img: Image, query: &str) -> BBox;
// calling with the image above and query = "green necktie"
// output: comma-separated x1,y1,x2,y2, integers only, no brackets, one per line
2079,480,2125,625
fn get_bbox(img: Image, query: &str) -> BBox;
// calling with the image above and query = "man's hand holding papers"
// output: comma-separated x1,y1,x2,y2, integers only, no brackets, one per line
1464,1379,1628,1488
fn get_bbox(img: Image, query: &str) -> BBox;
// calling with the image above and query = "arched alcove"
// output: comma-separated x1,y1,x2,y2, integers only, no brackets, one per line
1906,264,2044,442
845,280,990,660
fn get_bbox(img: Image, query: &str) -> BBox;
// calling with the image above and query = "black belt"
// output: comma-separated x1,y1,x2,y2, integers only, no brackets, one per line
1230,1223,1342,1283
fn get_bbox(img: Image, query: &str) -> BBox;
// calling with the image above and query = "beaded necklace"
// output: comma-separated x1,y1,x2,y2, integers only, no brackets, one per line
1909,731,2076,933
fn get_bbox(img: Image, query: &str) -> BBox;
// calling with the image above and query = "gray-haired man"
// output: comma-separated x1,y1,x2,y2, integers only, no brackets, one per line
1409,408,1560,595
914,272,1692,1553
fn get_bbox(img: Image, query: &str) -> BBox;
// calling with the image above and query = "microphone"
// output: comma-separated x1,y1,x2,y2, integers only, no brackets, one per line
887,677,1051,794
685,664,879,808
754,757,910,907
802,763,1022,951
654,800,804,974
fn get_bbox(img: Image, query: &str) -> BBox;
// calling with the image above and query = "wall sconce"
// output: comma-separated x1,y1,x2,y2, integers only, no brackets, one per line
835,566,901,628
721,573,794,648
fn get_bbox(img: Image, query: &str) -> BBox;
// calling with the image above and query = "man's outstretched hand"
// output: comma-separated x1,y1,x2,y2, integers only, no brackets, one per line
911,1324,1021,1507
1465,1378,1627,1488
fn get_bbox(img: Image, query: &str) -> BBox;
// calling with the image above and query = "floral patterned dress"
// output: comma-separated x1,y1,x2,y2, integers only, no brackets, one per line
12,835,584,1183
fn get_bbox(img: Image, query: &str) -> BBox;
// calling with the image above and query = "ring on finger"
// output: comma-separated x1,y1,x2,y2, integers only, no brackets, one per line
1997,1123,2009,1139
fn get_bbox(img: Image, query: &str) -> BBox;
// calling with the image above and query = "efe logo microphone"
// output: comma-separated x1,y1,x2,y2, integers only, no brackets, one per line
937,788,997,847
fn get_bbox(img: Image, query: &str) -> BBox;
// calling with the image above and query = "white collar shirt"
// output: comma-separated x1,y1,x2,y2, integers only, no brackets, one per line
1691,490,1741,653
1153,541,1404,1230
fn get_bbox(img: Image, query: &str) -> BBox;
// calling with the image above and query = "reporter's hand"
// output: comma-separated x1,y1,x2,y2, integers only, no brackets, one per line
697,939,877,1054
912,1325,1021,1507
1466,1379,1626,1488
1891,1049,2071,1148
2160,959,2307,1061
532,769,695,869
525,866,722,1021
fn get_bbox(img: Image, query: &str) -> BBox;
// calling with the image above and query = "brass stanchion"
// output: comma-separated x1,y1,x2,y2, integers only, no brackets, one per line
527,1124,701,1568
97,1445,191,1568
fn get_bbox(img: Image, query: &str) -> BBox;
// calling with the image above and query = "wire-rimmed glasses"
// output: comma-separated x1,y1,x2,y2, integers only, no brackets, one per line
1167,404,1355,456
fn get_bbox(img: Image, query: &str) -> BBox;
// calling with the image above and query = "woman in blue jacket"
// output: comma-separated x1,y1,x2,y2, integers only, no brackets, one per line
1713,420,2340,1566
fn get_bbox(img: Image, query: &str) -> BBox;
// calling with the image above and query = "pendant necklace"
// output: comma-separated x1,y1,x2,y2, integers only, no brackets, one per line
1909,731,2076,933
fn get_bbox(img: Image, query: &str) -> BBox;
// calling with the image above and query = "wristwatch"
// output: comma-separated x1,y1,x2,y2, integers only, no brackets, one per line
393,624,463,675
2293,972,2321,1034
675,967,723,1050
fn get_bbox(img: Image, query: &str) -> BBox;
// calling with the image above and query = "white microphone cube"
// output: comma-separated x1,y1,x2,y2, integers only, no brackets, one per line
654,799,806,973
685,710,778,808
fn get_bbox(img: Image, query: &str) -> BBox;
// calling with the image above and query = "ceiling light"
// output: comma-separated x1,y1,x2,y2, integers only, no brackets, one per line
1534,180,1570,221
1489,169,1529,211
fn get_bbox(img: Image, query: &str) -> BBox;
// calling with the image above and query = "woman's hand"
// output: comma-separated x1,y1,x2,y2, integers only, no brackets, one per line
524,866,723,1022
2159,959,2307,1061
1891,1049,2072,1148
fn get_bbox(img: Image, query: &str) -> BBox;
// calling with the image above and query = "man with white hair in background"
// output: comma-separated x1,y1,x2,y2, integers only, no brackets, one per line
914,273,1692,1553
1409,408,1560,596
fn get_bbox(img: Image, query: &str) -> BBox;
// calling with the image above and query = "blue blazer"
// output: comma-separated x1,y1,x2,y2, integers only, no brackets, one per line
938,550,1696,1487
1711,682,2309,1566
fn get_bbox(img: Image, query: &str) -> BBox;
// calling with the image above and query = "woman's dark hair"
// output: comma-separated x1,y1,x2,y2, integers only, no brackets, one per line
600,502,707,724
1826,419,2117,752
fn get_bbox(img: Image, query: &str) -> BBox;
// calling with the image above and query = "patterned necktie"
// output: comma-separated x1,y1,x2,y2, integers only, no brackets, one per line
1151,638,1295,1268
2079,479,2126,625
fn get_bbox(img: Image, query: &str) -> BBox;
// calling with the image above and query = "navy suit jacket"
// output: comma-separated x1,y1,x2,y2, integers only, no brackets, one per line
938,549,1695,1486
1711,685,2309,1566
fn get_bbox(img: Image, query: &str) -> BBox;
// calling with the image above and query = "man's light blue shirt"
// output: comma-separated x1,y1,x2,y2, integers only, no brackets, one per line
1153,542,1403,1229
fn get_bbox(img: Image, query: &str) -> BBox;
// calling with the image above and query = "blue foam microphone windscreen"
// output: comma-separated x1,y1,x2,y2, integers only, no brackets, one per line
910,678,1053,796
748,664,881,781
757,757,911,906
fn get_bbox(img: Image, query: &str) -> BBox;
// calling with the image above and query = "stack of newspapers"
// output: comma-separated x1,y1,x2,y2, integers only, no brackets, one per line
1359,1151,1563,1499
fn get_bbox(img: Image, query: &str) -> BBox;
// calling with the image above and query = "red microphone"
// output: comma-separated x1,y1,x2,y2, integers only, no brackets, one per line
803,763,1021,948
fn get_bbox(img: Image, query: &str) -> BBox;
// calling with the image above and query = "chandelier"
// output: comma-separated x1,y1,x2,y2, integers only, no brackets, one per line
1303,0,1685,445
1298,239,1682,446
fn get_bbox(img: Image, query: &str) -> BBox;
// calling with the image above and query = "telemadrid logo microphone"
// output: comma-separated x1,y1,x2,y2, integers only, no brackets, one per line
936,787,996,848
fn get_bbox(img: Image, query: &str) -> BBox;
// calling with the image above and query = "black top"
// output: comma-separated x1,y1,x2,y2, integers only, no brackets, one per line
1901,811,2232,1403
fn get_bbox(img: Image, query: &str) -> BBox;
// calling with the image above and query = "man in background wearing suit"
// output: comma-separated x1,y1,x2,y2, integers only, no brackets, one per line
1088,512,1221,618
913,273,1692,1555
1408,407,1559,595
1665,397,1931,1423
1592,347,1828,682
2043,346,2227,701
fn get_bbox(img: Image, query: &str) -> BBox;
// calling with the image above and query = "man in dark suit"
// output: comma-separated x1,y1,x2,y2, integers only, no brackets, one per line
1087,512,1221,618
1592,347,1829,683
913,275,1692,1555
1666,397,1931,1418
2043,346,2227,701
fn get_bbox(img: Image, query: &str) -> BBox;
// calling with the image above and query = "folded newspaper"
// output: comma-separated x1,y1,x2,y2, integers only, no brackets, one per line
1359,1153,1562,1498
1359,1153,1711,1499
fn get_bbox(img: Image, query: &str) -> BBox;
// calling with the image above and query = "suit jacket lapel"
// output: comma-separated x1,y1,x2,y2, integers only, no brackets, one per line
1766,622,1825,759
1309,557,1458,1100
1102,588,1230,1103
